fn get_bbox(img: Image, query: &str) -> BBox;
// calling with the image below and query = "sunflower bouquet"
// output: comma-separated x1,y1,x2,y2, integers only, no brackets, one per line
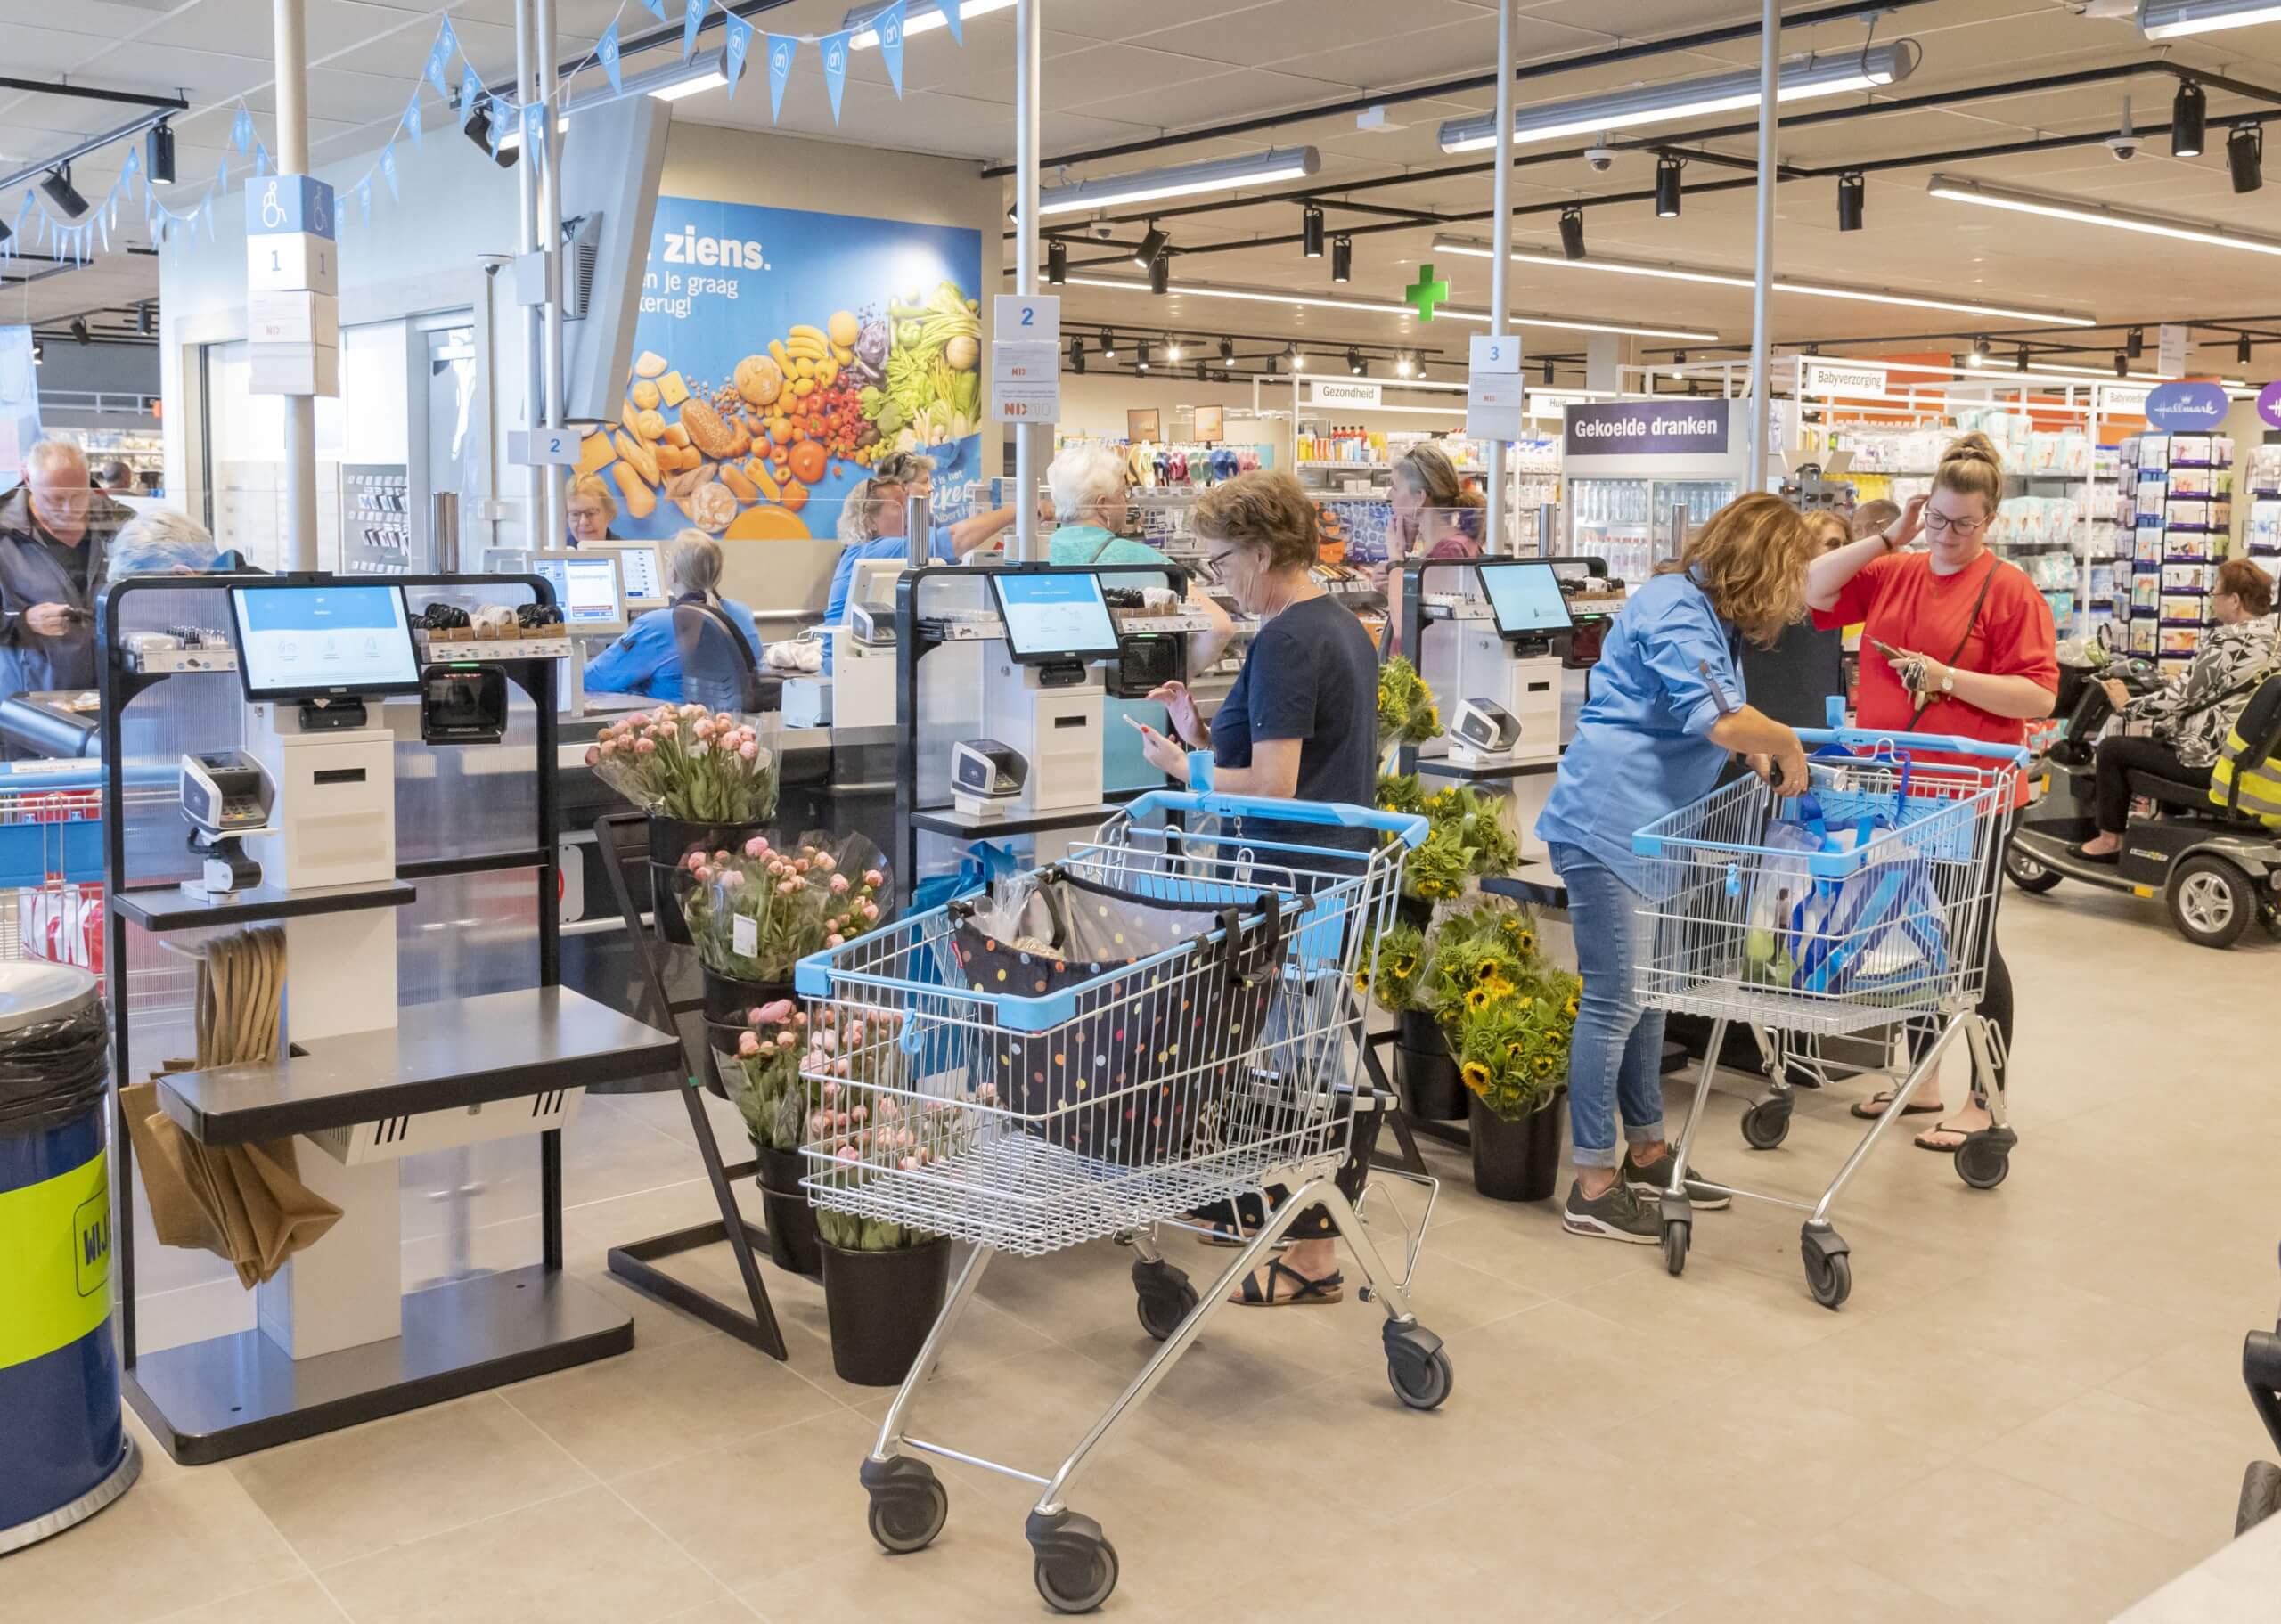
1377,657,1442,759
1416,900,1579,1121
1356,920,1427,1014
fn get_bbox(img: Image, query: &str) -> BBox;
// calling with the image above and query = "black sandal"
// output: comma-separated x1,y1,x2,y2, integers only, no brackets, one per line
1231,1258,1344,1307
1197,1215,1291,1249
1850,1089,1942,1121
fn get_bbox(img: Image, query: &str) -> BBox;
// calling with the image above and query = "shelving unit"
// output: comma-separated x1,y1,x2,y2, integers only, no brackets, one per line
2118,431,2236,666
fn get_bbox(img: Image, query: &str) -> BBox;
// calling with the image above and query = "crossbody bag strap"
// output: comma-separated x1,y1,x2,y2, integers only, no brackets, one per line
1909,555,2003,727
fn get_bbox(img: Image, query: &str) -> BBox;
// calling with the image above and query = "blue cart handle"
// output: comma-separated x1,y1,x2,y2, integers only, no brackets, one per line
1121,788,1430,849
1795,726,2030,768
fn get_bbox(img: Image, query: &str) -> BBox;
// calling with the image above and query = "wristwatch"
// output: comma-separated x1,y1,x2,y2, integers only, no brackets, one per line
1936,668,1955,694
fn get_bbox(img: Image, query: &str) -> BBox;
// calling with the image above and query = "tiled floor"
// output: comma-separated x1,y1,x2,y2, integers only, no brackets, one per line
12,880,2276,1623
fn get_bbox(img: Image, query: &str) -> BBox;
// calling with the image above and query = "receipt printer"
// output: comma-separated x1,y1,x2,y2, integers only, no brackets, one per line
180,751,275,897
952,739,1026,819
1447,698,1522,762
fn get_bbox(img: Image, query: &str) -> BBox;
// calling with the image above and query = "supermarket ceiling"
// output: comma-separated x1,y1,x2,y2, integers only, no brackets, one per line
8,0,2281,376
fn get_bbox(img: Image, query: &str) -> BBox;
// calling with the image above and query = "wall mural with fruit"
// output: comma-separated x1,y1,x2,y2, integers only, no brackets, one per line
579,195,984,545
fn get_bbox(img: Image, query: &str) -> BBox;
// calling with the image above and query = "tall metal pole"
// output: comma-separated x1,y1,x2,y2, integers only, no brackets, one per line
515,0,545,547
1484,0,1515,557
1011,0,1042,562
274,0,317,570
1746,0,1778,490
536,0,566,551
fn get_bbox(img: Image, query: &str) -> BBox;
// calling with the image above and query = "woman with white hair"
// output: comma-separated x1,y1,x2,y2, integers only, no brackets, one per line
106,509,221,583
584,529,762,699
1047,444,1163,567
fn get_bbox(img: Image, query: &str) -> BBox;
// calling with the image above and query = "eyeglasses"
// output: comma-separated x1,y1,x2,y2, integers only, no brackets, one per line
1206,550,1245,573
1923,510,1987,537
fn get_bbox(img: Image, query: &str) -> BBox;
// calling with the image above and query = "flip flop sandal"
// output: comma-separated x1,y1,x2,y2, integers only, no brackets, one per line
1851,1090,1942,1121
1232,1258,1344,1307
1914,1122,1974,1153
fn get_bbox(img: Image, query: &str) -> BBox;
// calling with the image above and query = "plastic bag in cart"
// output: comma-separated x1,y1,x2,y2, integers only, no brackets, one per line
1755,795,1951,1001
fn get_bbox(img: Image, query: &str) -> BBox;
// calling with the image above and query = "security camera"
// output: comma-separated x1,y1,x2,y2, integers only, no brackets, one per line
2106,95,2138,161
1584,137,1615,173
1091,219,1116,239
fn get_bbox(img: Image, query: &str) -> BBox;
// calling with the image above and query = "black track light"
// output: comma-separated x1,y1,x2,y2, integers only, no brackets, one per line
1836,169,1864,233
137,303,153,337
2016,346,2031,371
70,317,89,347
2239,332,2254,365
1285,341,1302,372
1047,238,1067,283
41,167,88,219
148,122,176,185
1136,340,1152,372
1347,347,1365,376
1219,337,1235,364
0,218,11,250
2229,122,2263,194
1166,338,1184,363
1149,250,1170,295
1973,335,1991,359
1068,335,1085,374
1330,233,1352,282
1673,350,1687,366
2172,79,2207,159
1196,362,1209,382
2114,351,2130,377
463,99,516,169
1655,155,1682,219
2127,326,2144,359
1100,333,1117,359
1132,224,1169,270
1301,204,1324,257
1558,205,1585,262
1395,351,1414,377
1541,358,1555,386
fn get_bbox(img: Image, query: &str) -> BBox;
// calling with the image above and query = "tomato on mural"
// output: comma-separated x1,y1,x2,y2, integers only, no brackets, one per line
581,197,984,543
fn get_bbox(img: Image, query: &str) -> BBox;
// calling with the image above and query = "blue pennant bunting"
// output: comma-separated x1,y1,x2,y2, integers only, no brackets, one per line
682,0,707,61
820,29,853,123
121,145,139,187
522,101,545,151
231,108,254,154
722,13,751,98
486,97,509,153
939,0,963,45
97,210,109,254
461,64,483,123
878,2,908,97
380,144,399,200
358,176,372,224
641,0,665,18
426,17,458,96
598,20,623,96
200,196,214,241
406,92,424,148
254,138,271,177
216,155,229,194
766,35,797,122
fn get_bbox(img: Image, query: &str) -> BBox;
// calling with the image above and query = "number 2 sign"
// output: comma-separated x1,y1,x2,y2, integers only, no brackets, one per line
993,294,1060,345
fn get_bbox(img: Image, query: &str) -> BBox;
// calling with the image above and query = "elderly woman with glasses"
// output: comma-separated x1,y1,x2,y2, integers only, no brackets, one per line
1803,430,2057,1154
821,452,1019,636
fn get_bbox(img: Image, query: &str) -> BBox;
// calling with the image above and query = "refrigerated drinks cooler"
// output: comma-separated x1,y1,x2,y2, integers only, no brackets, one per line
1562,398,1751,583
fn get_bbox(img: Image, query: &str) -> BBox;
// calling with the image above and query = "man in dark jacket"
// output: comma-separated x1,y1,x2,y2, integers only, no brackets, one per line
0,439,129,693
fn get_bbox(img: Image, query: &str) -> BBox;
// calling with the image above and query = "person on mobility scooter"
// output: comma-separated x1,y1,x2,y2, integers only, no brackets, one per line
2008,559,2281,948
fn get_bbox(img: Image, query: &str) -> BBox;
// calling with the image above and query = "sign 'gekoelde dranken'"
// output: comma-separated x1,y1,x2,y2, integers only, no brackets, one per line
2143,380,2232,432
1562,398,1732,459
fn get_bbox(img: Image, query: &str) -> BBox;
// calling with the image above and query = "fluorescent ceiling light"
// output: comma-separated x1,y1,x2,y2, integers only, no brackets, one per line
1059,273,1716,341
2140,0,2281,38
1037,148,1320,216
1291,369,1469,392
1438,44,1917,153
505,50,724,145
1964,352,2244,388
1431,234,2096,328
1927,172,2281,257
849,0,1018,49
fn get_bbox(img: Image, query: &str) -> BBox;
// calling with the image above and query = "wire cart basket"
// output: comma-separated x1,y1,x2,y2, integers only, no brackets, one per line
793,788,1436,1613
1630,727,2028,1309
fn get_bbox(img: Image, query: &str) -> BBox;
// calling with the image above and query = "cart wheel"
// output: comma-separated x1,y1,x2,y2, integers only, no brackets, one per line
1131,1258,1199,1342
1803,1245,1852,1310
2237,1461,2281,1537
1740,1095,1792,1150
2004,847,2064,895
1384,1320,1454,1411
1031,1521,1119,1615
1954,1130,2011,1191
1662,1216,1689,1277
863,1463,948,1555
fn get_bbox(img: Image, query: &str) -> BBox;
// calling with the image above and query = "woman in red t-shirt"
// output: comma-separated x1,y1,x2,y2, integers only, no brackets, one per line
1804,431,2057,1153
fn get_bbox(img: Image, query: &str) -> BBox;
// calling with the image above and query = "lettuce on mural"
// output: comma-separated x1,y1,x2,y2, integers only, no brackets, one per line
587,197,984,543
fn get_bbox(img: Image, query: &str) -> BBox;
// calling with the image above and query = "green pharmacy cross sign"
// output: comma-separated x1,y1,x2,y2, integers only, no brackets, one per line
1404,264,1451,321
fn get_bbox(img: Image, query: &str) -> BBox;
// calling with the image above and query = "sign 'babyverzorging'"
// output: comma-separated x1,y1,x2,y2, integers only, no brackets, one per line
1563,398,1732,459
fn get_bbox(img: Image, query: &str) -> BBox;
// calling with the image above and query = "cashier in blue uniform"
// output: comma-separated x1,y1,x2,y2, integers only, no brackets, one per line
821,452,1019,648
584,531,761,700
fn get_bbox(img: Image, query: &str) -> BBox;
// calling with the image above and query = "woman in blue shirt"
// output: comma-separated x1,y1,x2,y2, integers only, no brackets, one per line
1536,494,1816,1244
584,531,762,700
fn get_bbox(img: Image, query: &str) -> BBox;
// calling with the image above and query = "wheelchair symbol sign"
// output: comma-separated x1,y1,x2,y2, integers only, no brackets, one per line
245,175,336,241
259,183,287,230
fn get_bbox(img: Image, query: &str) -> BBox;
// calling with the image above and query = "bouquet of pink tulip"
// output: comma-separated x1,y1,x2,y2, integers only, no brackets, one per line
682,831,890,984
585,703,781,826
713,998,812,1152
800,1005,975,1253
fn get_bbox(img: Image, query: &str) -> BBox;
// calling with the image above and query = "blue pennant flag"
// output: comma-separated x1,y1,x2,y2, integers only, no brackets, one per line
766,35,797,121
358,176,372,224
380,144,399,200
254,138,271,177
461,64,483,122
405,92,423,148
121,145,139,186
106,192,118,234
598,20,623,96
486,97,509,153
200,196,214,241
878,2,908,97
682,0,707,61
820,29,853,123
722,13,751,98
97,209,109,254
641,0,665,17
231,107,254,154
216,155,229,194
426,17,458,97
522,101,545,151
938,0,963,44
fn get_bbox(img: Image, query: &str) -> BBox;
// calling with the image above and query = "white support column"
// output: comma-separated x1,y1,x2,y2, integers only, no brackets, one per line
1746,0,1778,490
515,0,545,548
536,0,567,551
1011,0,1042,562
1484,0,1515,556
274,0,318,571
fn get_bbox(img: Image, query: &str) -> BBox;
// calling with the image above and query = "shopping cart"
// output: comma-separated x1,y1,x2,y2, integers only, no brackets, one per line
793,789,1437,1613
1630,726,2028,1309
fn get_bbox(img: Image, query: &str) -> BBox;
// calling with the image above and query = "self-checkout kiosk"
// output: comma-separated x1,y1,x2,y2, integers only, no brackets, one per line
527,549,625,717
978,571,1114,815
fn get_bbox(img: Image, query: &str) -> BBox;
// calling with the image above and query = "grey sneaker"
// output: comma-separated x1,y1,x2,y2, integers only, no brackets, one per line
1622,1147,1731,1210
1562,1177,1661,1244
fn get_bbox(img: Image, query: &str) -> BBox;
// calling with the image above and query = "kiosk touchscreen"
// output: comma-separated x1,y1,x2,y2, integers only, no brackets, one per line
989,571,1122,665
228,583,422,699
591,541,664,612
1478,560,1574,640
529,550,628,637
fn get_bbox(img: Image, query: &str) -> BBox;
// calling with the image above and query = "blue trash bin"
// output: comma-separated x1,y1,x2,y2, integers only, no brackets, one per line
0,962,137,1555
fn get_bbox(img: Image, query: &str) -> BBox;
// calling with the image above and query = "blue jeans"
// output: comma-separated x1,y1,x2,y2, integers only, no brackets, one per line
1547,843,1667,1171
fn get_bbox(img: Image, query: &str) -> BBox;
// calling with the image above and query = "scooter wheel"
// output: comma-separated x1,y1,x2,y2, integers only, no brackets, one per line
2003,847,2063,895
